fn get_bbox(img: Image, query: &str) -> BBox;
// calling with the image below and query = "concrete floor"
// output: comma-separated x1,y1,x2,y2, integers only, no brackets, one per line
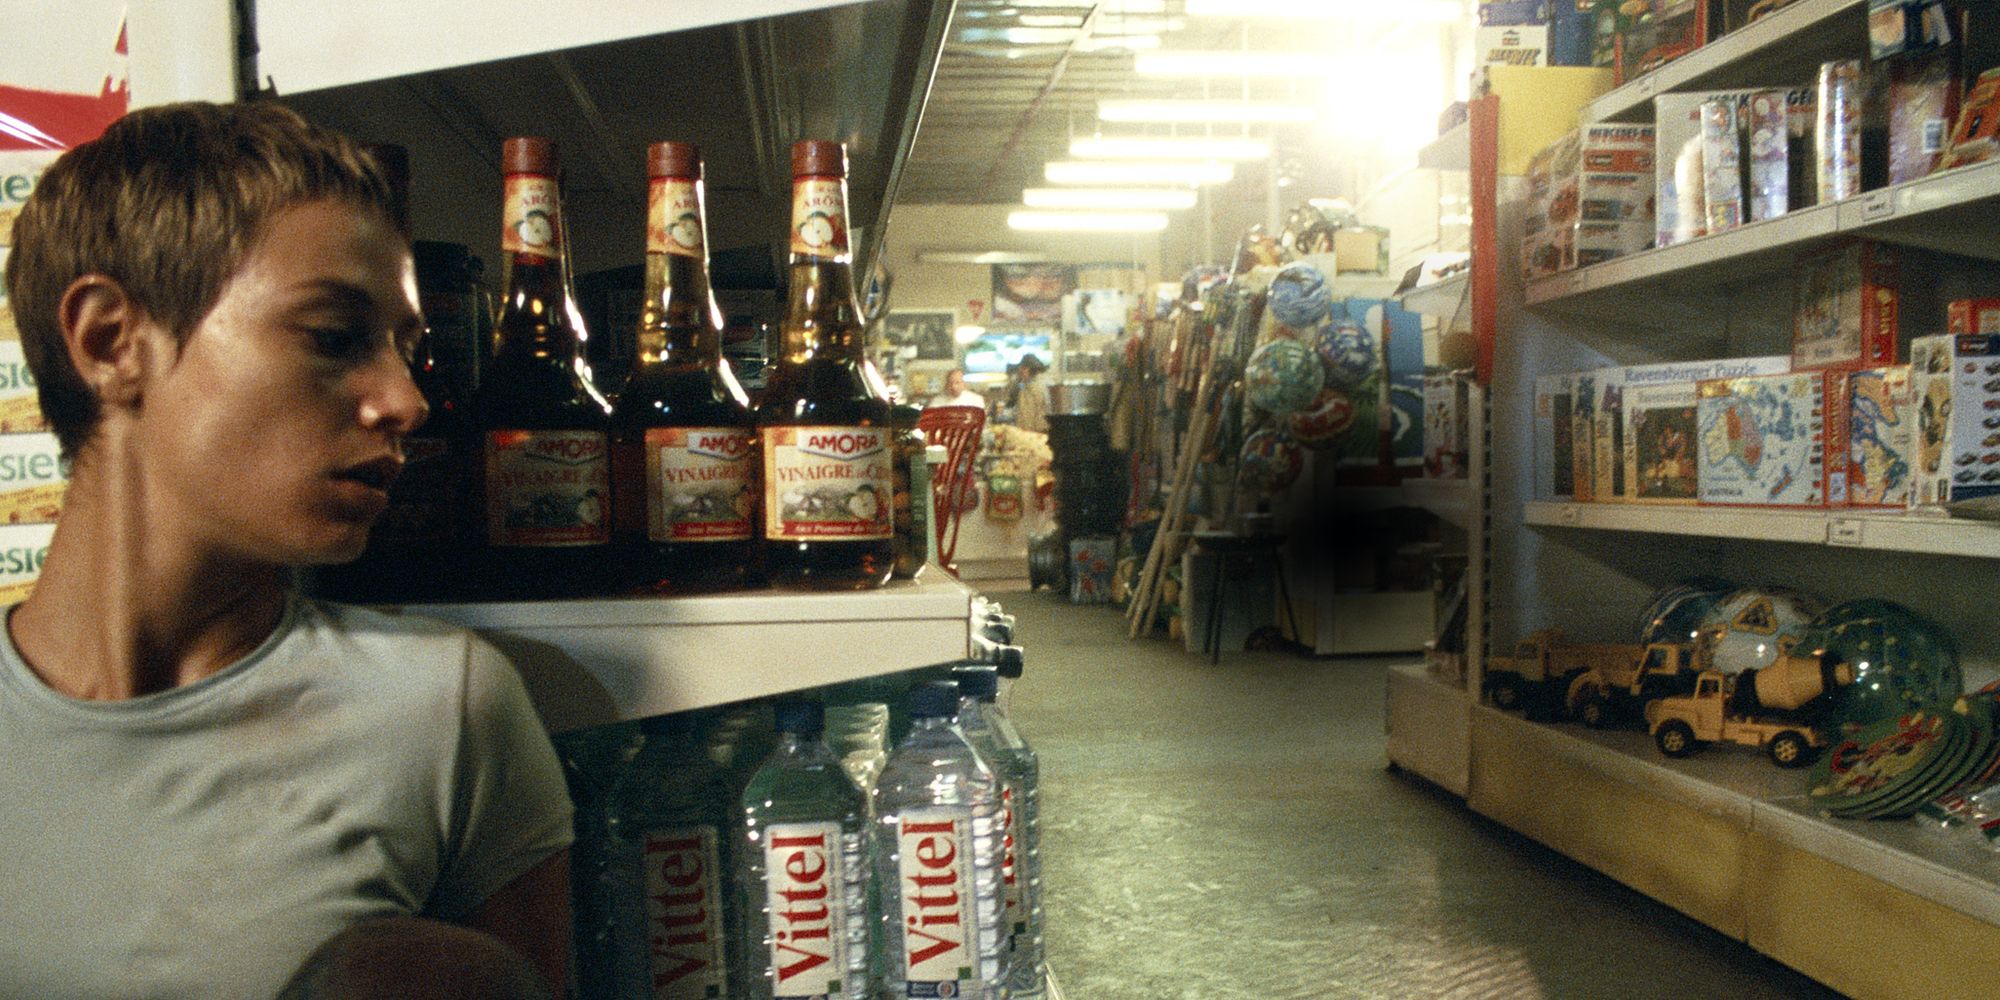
992,588,1844,1000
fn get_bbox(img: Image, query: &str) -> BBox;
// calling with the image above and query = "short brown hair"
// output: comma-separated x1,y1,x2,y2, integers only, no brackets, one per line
4,100,395,456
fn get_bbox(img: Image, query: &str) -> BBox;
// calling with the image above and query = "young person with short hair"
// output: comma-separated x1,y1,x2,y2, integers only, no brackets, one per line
0,100,572,998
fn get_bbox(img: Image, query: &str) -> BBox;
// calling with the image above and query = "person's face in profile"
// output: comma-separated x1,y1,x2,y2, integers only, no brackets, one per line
138,198,427,567
945,369,967,395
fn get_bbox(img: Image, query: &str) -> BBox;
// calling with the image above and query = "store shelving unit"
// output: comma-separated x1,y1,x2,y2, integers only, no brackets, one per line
1416,120,1469,172
1396,269,1471,321
1388,8,2000,997
403,577,977,733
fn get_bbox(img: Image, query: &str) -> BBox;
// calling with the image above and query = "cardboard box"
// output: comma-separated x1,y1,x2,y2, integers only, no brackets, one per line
1697,371,1839,507
1534,372,1577,500
1480,0,1550,24
0,432,64,525
1793,240,1899,372
1949,298,2000,334
1888,44,1961,184
1943,66,2000,169
0,521,53,606
1910,333,2000,505
1571,369,1598,501
1068,536,1116,604
1526,124,1656,271
1655,87,1814,247
1550,0,1596,66
1700,98,1746,233
1479,24,1551,66
1424,372,1468,479
1333,226,1388,274
0,341,45,434
1480,64,1616,176
1591,367,1626,501
1618,356,1793,503
1743,89,1792,221
1615,0,1711,84
1840,365,1915,508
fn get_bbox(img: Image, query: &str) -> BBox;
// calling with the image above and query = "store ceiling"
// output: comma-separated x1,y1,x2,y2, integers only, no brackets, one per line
895,0,1443,207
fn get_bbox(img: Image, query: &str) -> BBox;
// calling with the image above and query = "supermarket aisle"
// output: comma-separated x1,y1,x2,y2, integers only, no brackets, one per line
993,588,1841,1000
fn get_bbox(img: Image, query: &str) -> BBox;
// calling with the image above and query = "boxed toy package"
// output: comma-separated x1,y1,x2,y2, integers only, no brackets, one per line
1573,124,1657,267
1943,66,2000,169
1910,332,2000,505
1478,24,1551,66
1590,367,1626,501
1656,87,1813,247
1424,372,1468,479
1614,0,1712,85
1793,240,1899,372
1520,136,1572,279
1534,372,1577,501
1572,369,1598,501
1700,98,1747,233
1949,298,2000,334
1888,44,1961,183
1840,365,1915,508
1697,371,1842,507
1618,356,1792,503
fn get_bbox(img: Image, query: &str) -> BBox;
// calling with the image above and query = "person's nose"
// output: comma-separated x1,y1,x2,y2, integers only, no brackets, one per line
359,350,430,437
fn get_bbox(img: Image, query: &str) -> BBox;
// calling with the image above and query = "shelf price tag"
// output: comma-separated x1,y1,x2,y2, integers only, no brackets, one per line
1558,504,1581,526
1635,76,1656,99
1827,518,1864,547
1861,192,1896,221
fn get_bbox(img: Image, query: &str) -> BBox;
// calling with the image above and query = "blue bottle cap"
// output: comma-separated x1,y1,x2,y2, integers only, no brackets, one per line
909,680,961,719
773,698,825,737
950,665,1000,701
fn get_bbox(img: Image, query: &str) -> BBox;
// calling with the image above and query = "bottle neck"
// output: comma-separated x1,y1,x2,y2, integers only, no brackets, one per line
496,171,578,361
639,251,722,364
780,173,864,365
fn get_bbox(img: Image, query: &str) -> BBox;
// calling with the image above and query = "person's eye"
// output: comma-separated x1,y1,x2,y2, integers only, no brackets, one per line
308,325,370,359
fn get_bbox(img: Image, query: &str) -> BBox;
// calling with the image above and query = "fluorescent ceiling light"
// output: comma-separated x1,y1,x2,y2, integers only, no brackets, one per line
916,251,1054,265
1043,160,1233,185
1008,210,1170,233
1134,50,1330,77
1184,0,1463,19
1022,187,1200,210
959,27,1080,44
1099,99,1317,124
1069,135,1271,161
1089,16,1184,34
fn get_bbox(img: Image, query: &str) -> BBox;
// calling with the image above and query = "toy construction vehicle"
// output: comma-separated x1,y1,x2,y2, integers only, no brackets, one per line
1563,640,1705,728
1484,629,1642,719
1644,647,1857,768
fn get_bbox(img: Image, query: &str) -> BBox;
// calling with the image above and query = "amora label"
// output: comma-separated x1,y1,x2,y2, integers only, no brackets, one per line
643,825,729,1000
761,426,892,541
501,174,561,261
790,177,849,257
648,178,705,258
896,808,977,997
645,427,753,542
484,429,609,546
761,822,852,999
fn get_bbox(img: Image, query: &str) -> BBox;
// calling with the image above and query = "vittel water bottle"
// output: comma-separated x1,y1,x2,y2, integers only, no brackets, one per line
873,681,1007,999
736,699,872,1000
604,714,737,1000
952,666,1045,1000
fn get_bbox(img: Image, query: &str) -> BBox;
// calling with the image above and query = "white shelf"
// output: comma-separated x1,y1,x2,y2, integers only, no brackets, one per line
1524,501,2000,558
1386,663,1471,797
1523,160,2000,319
1416,121,1469,172
1396,271,1470,320
399,576,976,731
1582,0,1870,124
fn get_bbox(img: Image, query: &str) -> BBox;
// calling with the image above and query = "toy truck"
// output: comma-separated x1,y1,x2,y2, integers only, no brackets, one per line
1485,629,1643,719
1564,640,1705,727
1644,649,1857,768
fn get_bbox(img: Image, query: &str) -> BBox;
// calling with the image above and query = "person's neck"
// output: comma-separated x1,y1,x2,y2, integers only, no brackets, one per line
8,449,289,701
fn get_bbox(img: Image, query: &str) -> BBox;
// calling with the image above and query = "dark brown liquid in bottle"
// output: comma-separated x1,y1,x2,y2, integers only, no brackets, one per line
755,140,893,590
611,144,759,593
471,138,613,600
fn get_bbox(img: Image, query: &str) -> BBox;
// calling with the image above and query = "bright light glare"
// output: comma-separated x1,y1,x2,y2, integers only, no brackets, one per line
1185,0,1463,20
1134,50,1331,77
1022,187,1200,210
1043,160,1233,185
1076,34,1161,51
1099,99,1316,123
1069,136,1272,161
1323,51,1444,155
1007,210,1171,233
955,325,988,344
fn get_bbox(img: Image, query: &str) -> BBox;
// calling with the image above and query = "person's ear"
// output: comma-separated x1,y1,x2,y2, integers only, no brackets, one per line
58,275,152,410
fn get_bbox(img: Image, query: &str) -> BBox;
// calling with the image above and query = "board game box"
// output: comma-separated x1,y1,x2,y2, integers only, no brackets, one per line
1697,371,1842,507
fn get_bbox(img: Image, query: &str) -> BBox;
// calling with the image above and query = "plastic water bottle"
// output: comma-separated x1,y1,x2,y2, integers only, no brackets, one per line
873,681,1007,999
552,722,645,1000
604,713,738,1000
952,666,1045,1000
736,699,873,1000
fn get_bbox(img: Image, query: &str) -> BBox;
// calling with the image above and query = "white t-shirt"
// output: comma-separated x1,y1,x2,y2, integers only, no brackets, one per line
0,597,574,1000
927,389,986,410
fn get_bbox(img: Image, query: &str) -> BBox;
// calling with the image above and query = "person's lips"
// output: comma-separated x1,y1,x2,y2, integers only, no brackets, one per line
336,455,404,493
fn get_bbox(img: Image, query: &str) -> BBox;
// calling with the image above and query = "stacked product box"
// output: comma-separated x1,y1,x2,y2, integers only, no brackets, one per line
1696,371,1843,508
1949,298,2000,334
1910,332,2000,505
1571,368,1598,501
0,342,60,604
1423,372,1468,479
1841,365,1916,508
1793,240,1899,372
1591,367,1625,501
1533,372,1576,501
1478,23,1551,67
1655,87,1815,247
1618,356,1793,504
1572,124,1657,267
1521,125,1657,276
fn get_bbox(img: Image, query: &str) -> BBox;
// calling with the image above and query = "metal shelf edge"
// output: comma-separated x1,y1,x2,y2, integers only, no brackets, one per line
1582,0,1867,124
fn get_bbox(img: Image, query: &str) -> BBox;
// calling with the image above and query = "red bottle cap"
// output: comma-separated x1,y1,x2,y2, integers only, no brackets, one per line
502,136,557,175
791,140,846,178
648,141,701,180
